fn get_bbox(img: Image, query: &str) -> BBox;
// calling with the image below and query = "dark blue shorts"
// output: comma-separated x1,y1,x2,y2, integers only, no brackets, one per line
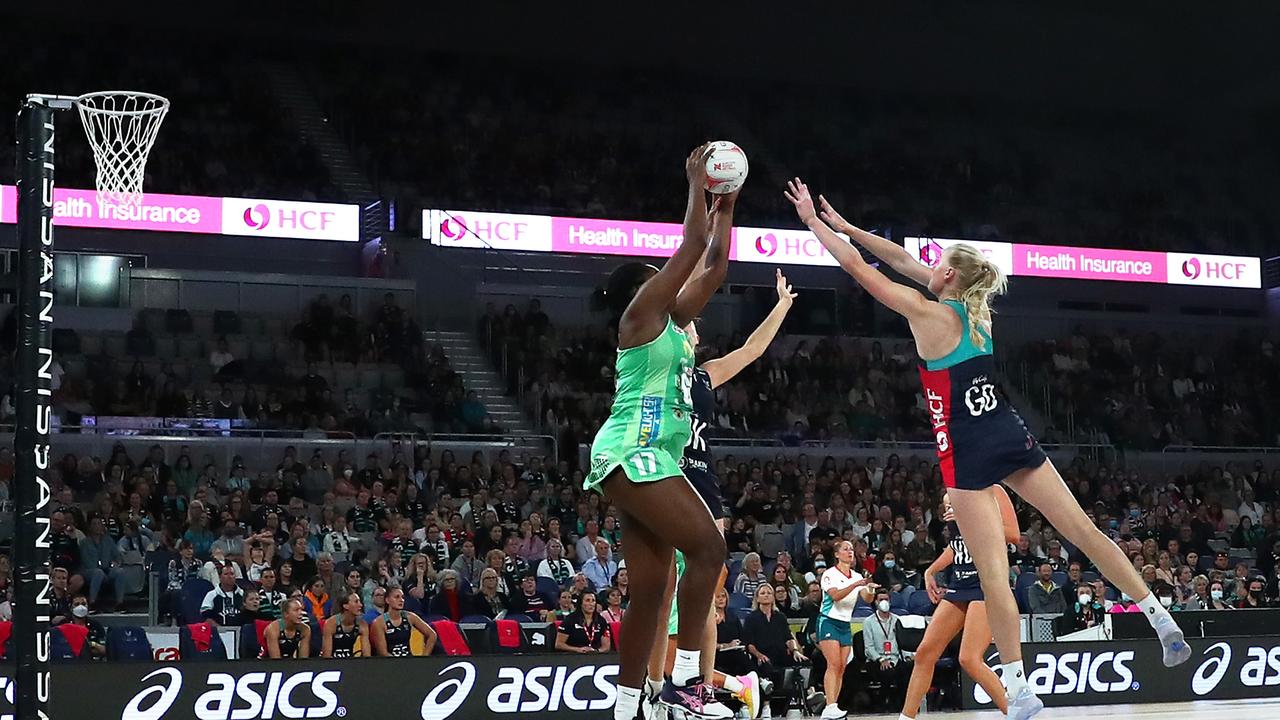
943,586,985,605
685,468,725,520
945,410,1048,490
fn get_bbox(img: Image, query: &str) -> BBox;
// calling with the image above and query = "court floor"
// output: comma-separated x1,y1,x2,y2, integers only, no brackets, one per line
789,696,1280,719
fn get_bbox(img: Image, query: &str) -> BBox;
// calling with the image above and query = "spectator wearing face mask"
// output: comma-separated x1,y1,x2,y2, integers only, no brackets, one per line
67,594,108,660
1236,577,1272,609
1067,585,1107,631
1206,580,1234,611
872,550,909,594
862,589,913,711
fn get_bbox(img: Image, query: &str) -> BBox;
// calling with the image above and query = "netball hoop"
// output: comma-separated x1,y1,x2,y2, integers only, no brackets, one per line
75,90,170,205
11,89,167,720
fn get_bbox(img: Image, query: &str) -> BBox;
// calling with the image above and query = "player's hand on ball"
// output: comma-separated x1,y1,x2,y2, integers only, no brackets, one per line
687,142,713,187
775,269,797,306
784,178,816,224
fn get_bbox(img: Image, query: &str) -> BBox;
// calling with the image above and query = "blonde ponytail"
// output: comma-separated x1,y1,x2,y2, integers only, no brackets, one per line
947,244,1007,351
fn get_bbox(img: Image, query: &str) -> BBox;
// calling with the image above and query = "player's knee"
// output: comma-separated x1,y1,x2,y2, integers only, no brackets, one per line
914,643,942,666
959,650,986,676
685,531,726,569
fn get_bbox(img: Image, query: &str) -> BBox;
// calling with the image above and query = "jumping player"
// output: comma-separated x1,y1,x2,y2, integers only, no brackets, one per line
322,591,370,658
898,489,1019,720
644,268,798,719
587,144,735,720
371,586,437,657
784,178,1190,720
816,540,877,719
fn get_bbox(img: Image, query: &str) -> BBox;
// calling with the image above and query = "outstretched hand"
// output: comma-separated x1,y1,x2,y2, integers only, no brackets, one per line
783,177,816,224
686,142,713,188
775,269,797,306
817,195,853,234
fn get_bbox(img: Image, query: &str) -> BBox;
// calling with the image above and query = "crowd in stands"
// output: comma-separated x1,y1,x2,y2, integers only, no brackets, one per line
1015,326,1280,449
4,431,1276,660
0,292,499,437
481,300,934,451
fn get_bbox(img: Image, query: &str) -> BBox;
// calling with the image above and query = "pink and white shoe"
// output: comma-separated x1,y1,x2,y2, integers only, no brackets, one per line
658,680,733,720
734,672,761,719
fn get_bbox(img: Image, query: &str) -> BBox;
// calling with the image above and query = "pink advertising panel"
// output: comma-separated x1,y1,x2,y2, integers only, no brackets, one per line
420,210,1260,290
0,185,360,241
1012,243,1166,283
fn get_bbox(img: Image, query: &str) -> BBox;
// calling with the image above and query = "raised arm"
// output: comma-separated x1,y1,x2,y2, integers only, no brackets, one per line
785,179,931,321
619,144,713,348
671,190,736,327
703,269,796,388
816,195,933,288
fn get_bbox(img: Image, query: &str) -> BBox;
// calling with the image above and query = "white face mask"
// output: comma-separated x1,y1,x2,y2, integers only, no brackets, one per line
1078,594,1093,606
877,600,891,613
72,605,90,618
1210,590,1224,601
1159,596,1174,609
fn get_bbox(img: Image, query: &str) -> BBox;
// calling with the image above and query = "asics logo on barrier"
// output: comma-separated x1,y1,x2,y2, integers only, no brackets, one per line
123,668,344,720
0,675,17,720
123,668,184,720
420,662,476,720
1192,641,1280,696
422,662,618,719
974,650,1136,704
243,203,270,230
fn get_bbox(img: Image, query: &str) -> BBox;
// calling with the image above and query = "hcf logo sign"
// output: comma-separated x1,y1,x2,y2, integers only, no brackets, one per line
221,198,359,242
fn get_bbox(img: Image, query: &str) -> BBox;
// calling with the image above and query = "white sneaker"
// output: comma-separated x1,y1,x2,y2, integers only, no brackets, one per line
1006,686,1043,720
819,703,847,719
1154,613,1192,667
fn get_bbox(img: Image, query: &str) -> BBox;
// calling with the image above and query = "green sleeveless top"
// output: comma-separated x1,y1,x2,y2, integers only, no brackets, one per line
923,300,994,371
614,316,695,415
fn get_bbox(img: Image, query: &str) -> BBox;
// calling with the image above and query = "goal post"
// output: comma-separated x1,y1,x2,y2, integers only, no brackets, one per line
12,96,57,720
11,90,167,720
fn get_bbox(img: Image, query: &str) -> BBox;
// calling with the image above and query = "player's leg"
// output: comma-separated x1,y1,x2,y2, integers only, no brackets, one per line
946,486,1040,719
604,470,728,717
818,633,851,719
899,600,965,720
646,560,678,713
610,501,675,720
1005,461,1190,666
959,602,1009,716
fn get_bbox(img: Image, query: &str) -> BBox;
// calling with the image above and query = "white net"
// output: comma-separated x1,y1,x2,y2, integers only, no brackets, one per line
75,91,170,205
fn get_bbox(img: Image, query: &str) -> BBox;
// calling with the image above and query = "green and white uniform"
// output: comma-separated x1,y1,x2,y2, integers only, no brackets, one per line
585,317,695,492
667,550,687,635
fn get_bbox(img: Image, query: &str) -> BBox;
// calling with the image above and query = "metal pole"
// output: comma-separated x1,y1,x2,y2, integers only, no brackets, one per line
13,98,56,720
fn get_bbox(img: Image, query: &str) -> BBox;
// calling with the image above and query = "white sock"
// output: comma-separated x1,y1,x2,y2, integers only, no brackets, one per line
646,676,664,698
672,648,701,686
615,685,642,720
723,675,744,694
1002,660,1028,696
899,714,914,720
1136,592,1171,625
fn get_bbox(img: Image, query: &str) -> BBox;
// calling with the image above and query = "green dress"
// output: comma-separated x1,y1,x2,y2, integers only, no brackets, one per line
584,316,695,492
